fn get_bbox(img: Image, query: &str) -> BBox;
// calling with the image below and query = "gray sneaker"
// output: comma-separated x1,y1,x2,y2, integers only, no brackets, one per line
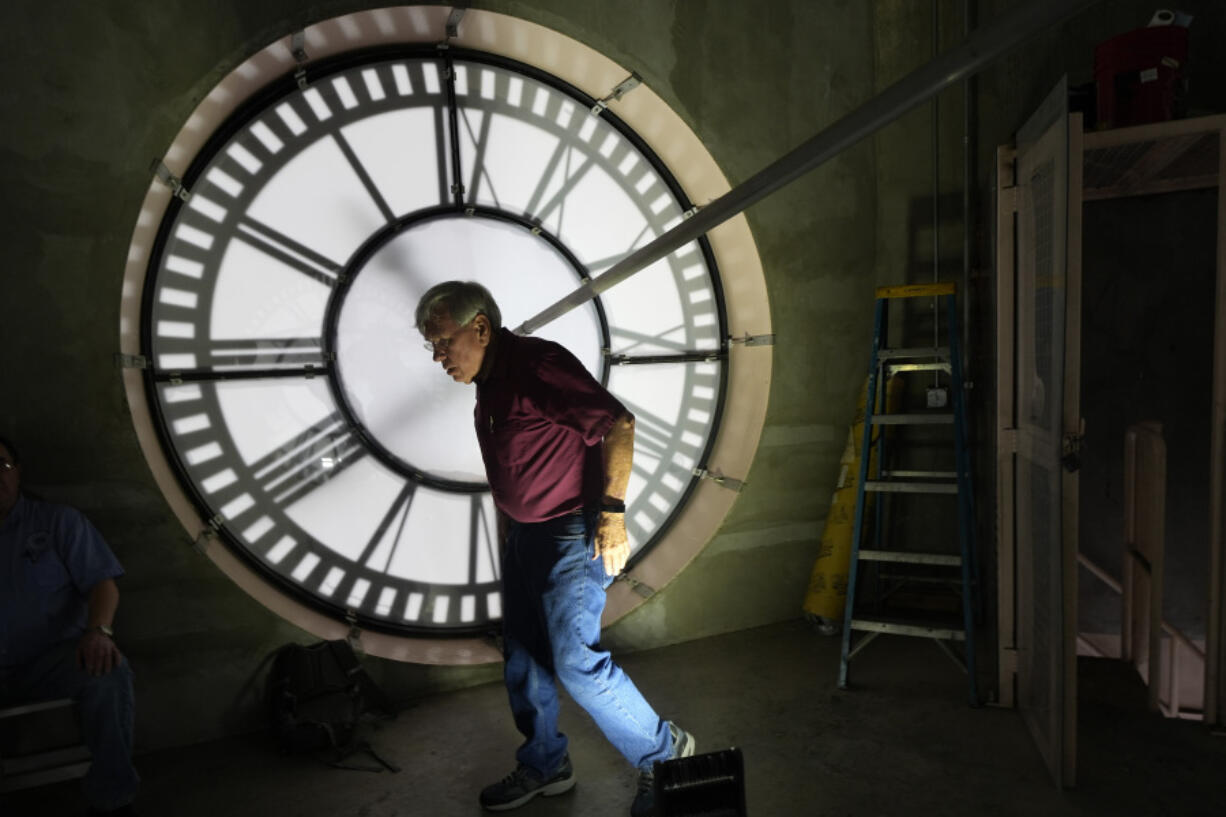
480,756,575,811
631,723,696,817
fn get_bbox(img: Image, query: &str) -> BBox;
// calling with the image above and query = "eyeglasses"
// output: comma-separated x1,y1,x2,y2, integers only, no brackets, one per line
421,320,474,355
422,335,457,354
0,460,15,472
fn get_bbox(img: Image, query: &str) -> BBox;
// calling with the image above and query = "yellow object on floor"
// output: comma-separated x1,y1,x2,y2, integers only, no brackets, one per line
803,374,902,622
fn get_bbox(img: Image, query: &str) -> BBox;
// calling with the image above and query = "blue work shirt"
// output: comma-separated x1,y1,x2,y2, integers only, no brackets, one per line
0,494,124,668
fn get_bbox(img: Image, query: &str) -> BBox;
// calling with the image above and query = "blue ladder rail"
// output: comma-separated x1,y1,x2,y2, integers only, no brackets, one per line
837,283,980,706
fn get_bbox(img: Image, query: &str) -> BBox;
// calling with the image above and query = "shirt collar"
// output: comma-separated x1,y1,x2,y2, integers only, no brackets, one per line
477,327,514,385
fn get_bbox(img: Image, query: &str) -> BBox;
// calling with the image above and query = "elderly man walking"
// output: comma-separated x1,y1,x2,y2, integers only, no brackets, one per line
416,281,694,816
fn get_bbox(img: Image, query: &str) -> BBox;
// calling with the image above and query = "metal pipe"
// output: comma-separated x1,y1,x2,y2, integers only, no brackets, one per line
514,0,1098,336
932,0,941,366
962,0,976,373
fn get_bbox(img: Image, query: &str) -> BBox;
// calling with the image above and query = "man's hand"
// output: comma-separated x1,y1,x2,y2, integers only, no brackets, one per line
594,511,630,575
77,629,121,677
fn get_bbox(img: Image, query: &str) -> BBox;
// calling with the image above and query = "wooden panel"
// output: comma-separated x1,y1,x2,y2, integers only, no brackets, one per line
996,145,1019,708
1123,422,1166,714
1013,77,1076,789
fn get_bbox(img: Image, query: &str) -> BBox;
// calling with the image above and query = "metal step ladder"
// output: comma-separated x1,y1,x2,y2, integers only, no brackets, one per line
837,282,979,706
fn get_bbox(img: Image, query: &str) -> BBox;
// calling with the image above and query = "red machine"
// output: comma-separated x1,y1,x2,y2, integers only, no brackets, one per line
1094,23,1189,129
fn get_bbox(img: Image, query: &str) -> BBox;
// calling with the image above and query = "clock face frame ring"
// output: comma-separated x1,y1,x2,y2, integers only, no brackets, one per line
119,7,772,665
323,203,619,495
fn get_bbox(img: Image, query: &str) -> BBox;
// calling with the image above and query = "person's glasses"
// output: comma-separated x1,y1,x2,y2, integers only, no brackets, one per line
422,336,456,354
421,320,473,355
0,460,15,472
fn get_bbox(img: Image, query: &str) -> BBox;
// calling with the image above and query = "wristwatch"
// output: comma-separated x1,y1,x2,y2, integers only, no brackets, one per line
600,501,627,515
92,624,115,638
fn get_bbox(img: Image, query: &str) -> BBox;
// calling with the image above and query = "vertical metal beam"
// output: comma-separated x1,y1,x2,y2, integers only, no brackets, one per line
1207,126,1226,727
514,0,1099,335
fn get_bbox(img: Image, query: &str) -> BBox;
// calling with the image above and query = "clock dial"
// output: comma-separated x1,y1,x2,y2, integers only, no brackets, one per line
142,47,727,636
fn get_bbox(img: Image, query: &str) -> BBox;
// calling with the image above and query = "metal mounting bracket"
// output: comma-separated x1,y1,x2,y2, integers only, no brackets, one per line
729,332,775,347
192,515,223,555
445,6,467,41
693,466,747,493
150,159,190,202
617,573,656,599
345,610,365,655
113,353,148,370
291,30,309,89
590,72,642,116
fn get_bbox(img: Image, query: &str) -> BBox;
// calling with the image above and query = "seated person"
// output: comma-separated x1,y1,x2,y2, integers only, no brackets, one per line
0,435,139,815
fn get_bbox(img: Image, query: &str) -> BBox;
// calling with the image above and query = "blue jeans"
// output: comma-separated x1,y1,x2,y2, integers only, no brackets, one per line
0,639,139,810
502,511,672,775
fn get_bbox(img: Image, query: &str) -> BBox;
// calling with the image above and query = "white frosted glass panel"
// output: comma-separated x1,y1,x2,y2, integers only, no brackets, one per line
603,251,720,355
209,238,331,340
472,492,498,584
405,592,424,620
173,413,210,435
267,535,297,564
383,489,481,585
159,288,198,309
164,255,203,279
188,194,227,223
460,112,560,215
292,552,321,581
342,109,445,216
608,362,719,549
214,378,334,467
207,168,244,197
335,216,600,481
432,595,450,623
163,384,202,403
320,566,345,596
284,456,406,562
242,515,275,544
159,353,197,370
332,77,359,109
347,578,371,607
221,493,255,519
175,224,214,251
185,441,223,465
201,468,237,493
250,121,284,154
362,69,385,101
555,165,662,265
246,136,387,266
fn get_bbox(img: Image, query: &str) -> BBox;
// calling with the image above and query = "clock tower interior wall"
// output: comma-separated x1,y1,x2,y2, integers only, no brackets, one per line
6,0,1222,753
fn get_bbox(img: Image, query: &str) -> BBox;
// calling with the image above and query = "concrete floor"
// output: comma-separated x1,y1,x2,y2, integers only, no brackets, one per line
4,619,1226,816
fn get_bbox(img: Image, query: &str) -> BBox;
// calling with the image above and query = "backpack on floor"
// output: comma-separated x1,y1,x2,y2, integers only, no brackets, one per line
266,639,399,772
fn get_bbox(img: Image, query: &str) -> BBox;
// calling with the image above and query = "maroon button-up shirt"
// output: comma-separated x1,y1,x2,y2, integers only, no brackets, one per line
475,328,625,523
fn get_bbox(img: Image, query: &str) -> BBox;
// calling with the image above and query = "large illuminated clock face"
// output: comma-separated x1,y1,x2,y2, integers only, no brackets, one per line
143,48,726,636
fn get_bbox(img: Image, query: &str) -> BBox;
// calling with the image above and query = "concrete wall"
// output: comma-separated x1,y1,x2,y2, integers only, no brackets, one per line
0,0,878,751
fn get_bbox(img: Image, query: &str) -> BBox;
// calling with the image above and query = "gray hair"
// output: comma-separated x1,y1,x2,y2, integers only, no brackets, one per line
415,281,502,332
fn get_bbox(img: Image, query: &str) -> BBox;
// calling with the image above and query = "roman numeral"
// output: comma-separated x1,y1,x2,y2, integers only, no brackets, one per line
524,142,594,235
357,482,417,571
236,217,341,288
248,412,367,508
333,131,396,223
206,337,326,370
469,494,498,585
